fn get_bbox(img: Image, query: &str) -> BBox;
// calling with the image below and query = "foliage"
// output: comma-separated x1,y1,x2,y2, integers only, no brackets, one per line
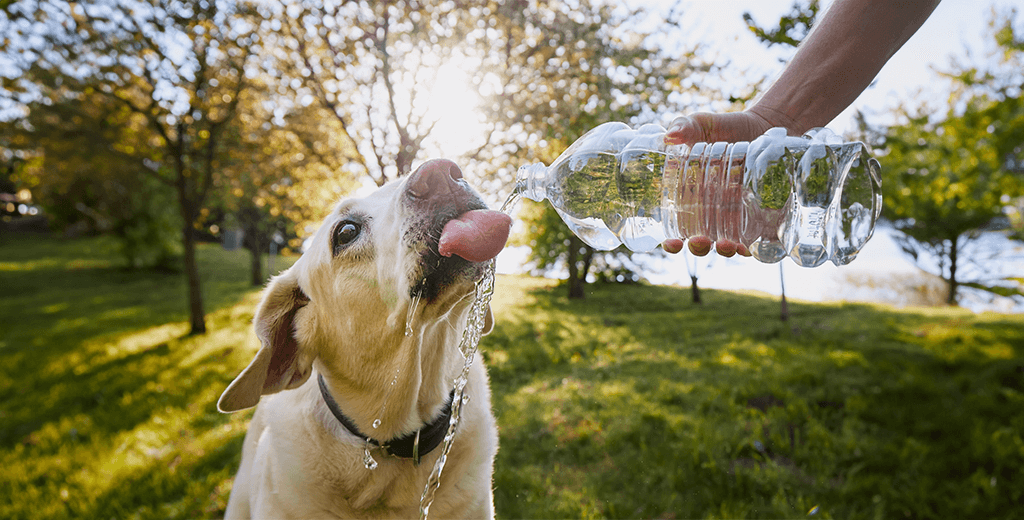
264,0,491,184
2,236,1023,519
0,84,184,268
469,1,715,297
212,82,355,285
878,10,1024,306
116,173,184,271
1,0,263,334
743,0,820,49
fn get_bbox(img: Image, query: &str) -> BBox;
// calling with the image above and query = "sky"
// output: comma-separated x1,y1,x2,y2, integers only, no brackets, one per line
3,0,1019,309
494,0,1024,312
731,0,1018,133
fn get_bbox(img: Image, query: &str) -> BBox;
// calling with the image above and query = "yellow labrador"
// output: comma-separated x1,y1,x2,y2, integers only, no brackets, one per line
218,159,510,519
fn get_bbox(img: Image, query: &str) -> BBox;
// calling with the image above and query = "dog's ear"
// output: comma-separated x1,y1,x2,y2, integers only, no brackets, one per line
218,270,315,413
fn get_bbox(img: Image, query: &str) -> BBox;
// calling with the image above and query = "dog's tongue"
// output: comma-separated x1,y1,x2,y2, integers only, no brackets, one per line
438,210,512,263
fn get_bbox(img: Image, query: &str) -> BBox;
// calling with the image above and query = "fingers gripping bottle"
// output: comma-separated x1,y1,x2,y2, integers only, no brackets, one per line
514,122,882,267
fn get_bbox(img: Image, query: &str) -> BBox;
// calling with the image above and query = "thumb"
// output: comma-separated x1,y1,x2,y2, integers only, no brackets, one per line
663,114,709,146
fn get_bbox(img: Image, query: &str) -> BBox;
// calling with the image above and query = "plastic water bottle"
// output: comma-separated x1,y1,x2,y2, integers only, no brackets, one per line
514,122,882,267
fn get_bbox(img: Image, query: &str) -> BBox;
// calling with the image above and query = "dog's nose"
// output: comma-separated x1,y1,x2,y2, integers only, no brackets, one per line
407,159,464,201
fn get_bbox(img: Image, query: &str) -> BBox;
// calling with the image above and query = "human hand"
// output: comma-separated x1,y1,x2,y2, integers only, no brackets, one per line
661,111,778,257
664,111,776,147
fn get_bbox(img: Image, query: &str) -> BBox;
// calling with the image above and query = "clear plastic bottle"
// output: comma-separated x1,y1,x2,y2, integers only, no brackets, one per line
514,122,882,267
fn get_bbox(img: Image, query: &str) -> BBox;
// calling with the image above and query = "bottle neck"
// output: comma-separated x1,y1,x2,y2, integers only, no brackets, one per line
514,163,549,202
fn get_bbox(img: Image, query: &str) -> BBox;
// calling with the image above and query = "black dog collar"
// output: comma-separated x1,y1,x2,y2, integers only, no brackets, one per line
318,373,454,465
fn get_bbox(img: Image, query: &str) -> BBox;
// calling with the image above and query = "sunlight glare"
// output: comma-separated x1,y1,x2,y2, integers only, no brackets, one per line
420,57,487,160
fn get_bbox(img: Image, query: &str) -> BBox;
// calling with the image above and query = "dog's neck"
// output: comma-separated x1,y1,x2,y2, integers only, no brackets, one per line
314,306,465,444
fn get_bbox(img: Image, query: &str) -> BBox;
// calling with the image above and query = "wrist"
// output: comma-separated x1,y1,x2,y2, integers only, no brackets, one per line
747,104,803,136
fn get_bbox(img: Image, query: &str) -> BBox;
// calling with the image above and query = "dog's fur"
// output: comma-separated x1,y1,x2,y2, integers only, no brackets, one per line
218,160,498,518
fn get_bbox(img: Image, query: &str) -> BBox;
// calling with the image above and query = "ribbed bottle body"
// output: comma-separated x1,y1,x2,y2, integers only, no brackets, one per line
516,122,882,267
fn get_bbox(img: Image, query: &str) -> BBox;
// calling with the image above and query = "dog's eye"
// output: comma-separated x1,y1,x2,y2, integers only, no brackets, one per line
332,221,361,254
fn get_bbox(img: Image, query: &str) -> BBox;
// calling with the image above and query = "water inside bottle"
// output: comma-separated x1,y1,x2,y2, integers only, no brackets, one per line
832,144,882,264
545,151,622,250
615,149,668,251
542,147,669,251
518,123,881,266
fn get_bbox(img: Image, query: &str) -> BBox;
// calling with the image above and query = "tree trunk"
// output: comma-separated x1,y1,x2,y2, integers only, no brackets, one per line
175,137,206,336
249,241,263,287
779,264,789,321
690,275,702,304
567,237,585,299
946,236,959,305
565,237,595,299
182,222,206,335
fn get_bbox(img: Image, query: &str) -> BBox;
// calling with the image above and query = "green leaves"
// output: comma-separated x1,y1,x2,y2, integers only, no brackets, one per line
743,0,821,49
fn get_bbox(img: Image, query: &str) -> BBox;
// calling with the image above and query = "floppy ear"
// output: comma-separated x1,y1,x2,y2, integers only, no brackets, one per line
218,270,315,413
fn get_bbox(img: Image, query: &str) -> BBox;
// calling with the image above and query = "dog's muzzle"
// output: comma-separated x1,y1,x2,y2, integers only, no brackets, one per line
405,159,510,300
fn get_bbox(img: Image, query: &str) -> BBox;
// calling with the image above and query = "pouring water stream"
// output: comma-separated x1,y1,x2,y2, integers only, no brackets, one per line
417,191,520,519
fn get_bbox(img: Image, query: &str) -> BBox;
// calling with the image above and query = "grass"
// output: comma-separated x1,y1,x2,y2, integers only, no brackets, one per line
0,235,293,519
2,235,1023,519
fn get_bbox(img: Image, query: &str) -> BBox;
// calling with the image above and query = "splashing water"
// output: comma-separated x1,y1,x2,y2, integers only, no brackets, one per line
405,293,422,337
418,192,518,519
363,438,378,470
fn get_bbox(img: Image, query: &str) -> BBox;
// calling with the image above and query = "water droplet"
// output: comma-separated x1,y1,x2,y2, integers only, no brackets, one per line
372,367,401,434
405,294,422,337
363,439,378,470
807,505,820,516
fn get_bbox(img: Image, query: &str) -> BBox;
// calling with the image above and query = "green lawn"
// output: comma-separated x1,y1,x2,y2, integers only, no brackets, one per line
2,236,1022,519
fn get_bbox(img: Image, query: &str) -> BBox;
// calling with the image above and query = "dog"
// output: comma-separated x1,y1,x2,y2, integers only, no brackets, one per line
217,159,511,519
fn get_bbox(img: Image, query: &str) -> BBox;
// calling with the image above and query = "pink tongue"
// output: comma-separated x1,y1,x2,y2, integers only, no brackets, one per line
438,210,512,263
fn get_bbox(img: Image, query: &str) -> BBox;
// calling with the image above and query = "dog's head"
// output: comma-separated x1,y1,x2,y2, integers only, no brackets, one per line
218,159,510,412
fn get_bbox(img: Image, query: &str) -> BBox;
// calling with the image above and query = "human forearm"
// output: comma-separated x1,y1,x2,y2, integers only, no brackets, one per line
751,0,941,134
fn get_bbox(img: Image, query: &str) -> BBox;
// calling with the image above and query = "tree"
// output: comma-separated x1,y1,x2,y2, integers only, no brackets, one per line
2,0,259,334
880,93,1024,305
743,0,820,50
1,86,183,268
215,85,355,285
874,11,1024,305
468,1,714,298
264,1,482,186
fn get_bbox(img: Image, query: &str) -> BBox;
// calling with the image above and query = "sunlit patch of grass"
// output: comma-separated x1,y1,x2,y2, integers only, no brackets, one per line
485,276,1024,519
2,237,1023,519
0,236,288,519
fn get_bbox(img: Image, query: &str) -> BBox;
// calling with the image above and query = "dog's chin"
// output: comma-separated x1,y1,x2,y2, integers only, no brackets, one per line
410,245,486,304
